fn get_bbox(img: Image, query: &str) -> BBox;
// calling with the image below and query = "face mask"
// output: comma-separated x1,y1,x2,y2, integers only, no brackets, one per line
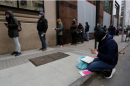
39,14,41,17
6,15,9,18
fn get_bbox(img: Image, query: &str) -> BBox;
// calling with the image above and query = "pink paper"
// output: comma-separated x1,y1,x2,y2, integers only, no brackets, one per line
83,70,92,75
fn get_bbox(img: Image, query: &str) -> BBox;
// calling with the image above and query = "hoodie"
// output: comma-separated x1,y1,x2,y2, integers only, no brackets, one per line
5,10,19,38
97,33,118,65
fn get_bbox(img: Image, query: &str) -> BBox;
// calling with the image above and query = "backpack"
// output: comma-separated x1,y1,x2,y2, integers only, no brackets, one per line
18,21,22,32
77,56,88,69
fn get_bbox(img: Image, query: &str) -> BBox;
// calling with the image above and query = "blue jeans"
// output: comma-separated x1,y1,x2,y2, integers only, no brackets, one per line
38,31,47,49
79,32,84,43
86,31,89,41
87,58,115,72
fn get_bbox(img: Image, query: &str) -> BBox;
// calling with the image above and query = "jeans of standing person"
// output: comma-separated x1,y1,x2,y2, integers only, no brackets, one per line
79,32,84,43
87,58,115,72
57,35,63,45
86,31,89,41
38,31,47,49
11,37,21,52
71,32,77,44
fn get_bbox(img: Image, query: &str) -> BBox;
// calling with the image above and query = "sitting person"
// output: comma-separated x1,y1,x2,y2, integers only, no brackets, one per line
87,29,118,79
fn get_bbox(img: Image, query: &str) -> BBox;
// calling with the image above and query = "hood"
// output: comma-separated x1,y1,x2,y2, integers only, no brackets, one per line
5,10,14,18
101,33,113,43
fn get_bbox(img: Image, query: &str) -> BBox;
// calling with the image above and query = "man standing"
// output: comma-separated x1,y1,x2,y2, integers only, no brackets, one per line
37,12,48,51
78,22,84,43
108,24,116,38
85,22,90,41
70,19,77,45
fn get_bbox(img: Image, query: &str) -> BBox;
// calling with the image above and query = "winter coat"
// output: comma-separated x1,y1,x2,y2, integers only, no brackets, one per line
57,23,63,35
5,11,19,38
37,17,48,33
70,24,77,33
97,33,118,65
78,25,84,33
85,25,89,32
108,26,116,35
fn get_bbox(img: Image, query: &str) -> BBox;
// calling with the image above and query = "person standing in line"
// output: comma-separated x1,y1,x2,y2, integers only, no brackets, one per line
55,19,64,47
37,12,48,51
103,25,107,33
5,10,21,56
85,22,90,41
78,22,84,43
108,24,116,38
70,19,77,45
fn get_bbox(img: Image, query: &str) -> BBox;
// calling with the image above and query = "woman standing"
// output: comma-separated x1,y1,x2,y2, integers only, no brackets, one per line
5,10,21,56
55,19,64,47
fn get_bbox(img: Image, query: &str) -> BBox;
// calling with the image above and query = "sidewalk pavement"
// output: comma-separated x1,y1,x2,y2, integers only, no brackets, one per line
0,35,129,86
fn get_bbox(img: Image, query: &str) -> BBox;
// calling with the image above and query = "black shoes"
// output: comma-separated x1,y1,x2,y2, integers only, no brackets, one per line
104,68,116,79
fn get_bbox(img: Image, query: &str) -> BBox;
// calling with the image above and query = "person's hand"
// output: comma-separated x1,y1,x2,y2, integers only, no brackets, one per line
43,33,46,35
55,28,57,30
91,49,98,54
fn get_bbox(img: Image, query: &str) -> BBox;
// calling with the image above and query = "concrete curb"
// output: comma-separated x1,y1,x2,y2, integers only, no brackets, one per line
69,42,130,86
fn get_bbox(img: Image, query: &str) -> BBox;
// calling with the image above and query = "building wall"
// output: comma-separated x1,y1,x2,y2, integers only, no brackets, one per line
0,1,56,55
114,17,117,28
103,11,111,28
78,0,96,33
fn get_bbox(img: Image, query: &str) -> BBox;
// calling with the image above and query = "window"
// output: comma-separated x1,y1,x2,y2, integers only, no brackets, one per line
89,0,96,5
104,0,111,13
0,0,44,12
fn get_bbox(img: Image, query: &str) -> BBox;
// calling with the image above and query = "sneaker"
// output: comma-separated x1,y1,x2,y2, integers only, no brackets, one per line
15,53,22,57
104,68,116,79
60,45,64,48
11,51,18,55
39,48,43,50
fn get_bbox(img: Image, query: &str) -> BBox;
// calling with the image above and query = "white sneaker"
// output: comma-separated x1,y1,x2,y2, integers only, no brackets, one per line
60,45,64,48
105,68,116,79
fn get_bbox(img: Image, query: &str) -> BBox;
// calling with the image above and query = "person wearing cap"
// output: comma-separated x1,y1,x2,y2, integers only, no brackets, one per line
37,12,48,51
5,10,22,57
70,19,77,45
87,29,118,79
78,22,84,43
85,22,90,41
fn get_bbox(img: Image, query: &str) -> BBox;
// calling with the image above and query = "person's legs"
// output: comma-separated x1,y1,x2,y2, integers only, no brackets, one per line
79,33,83,43
71,33,74,44
12,37,21,53
87,58,115,72
38,31,44,49
59,35,63,45
42,35,47,50
81,32,84,43
74,32,77,44
86,32,89,41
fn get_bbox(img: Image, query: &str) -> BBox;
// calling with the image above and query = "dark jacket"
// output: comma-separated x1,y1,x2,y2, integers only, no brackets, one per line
108,26,116,35
78,25,84,33
85,25,89,32
5,11,19,38
37,17,48,33
70,24,77,33
97,34,118,65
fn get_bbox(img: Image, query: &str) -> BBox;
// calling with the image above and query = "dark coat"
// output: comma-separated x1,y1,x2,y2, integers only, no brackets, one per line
85,25,89,32
70,24,77,33
37,17,48,33
97,34,118,65
108,26,116,35
78,25,84,33
5,11,19,38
